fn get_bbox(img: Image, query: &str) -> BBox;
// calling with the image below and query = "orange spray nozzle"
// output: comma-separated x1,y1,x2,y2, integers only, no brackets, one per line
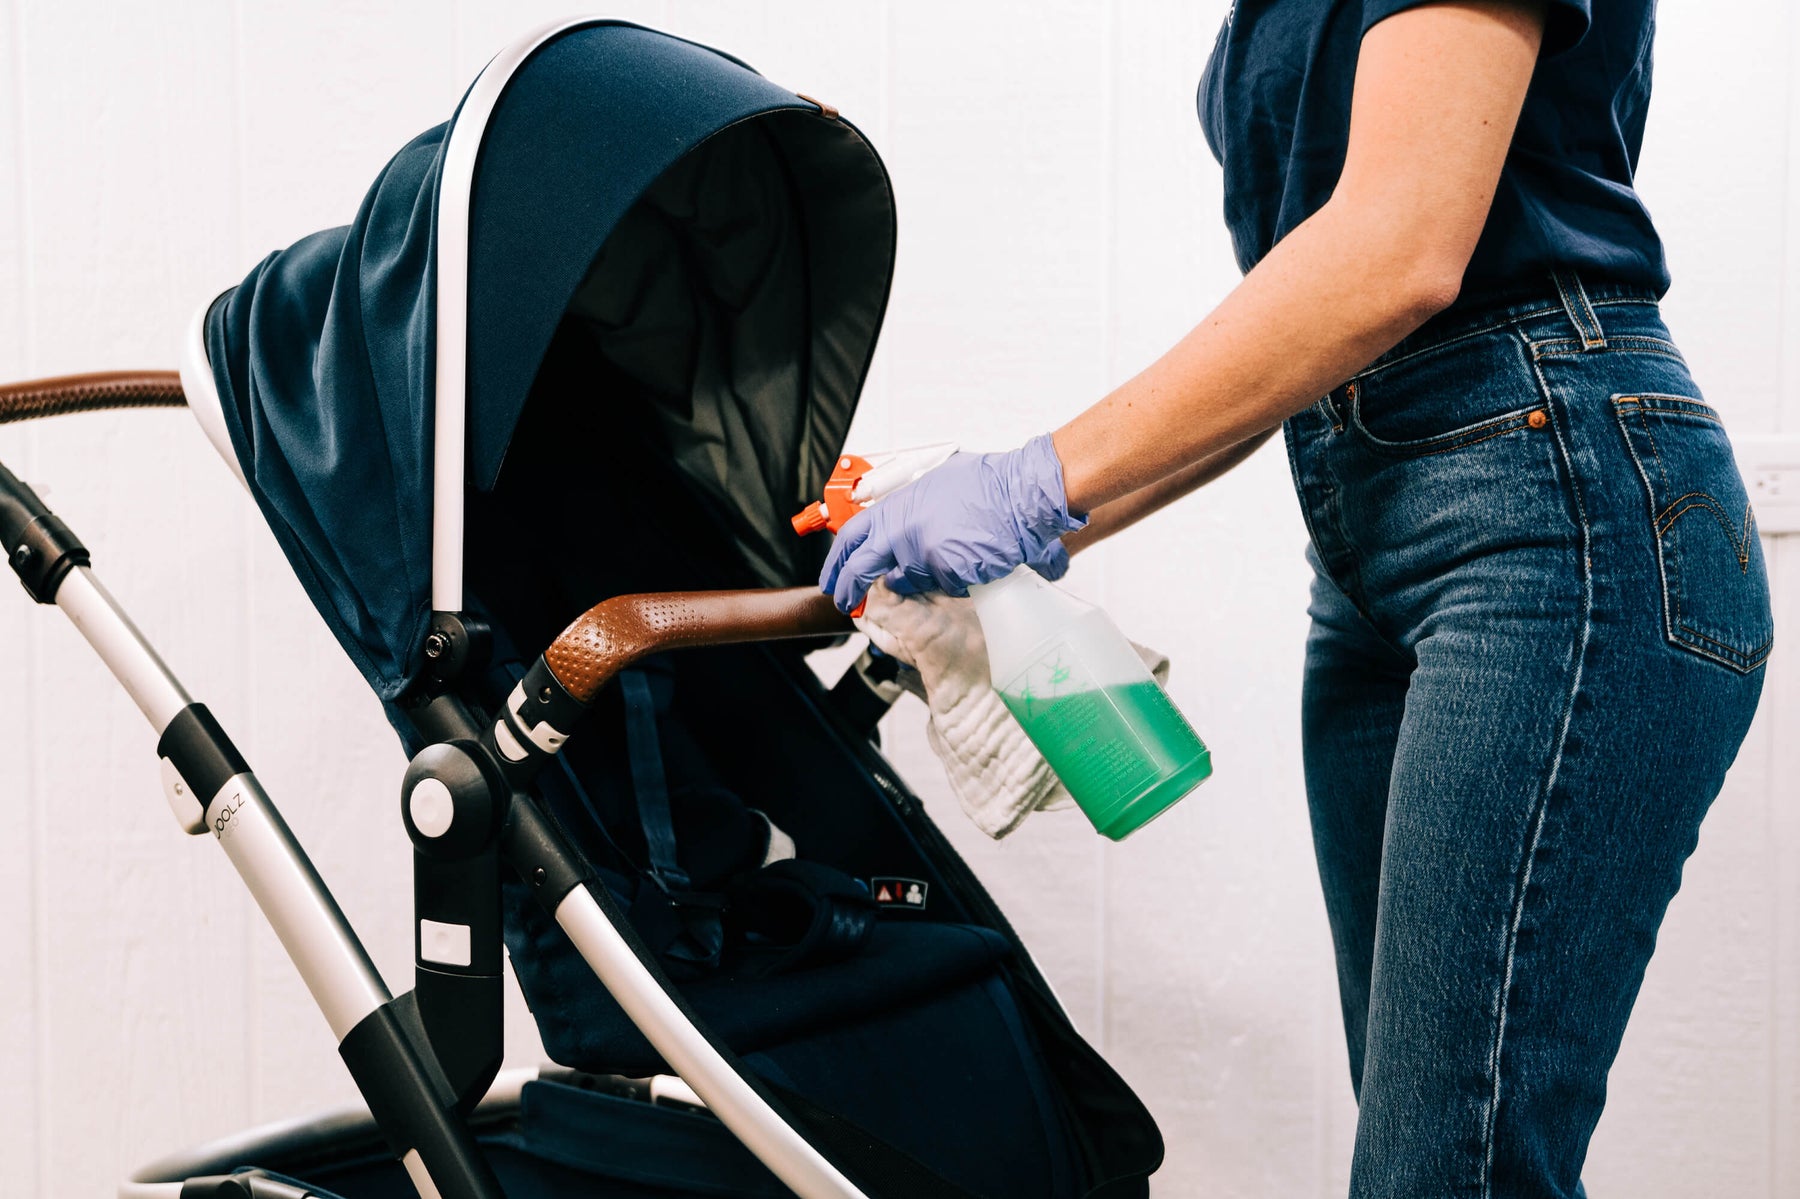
791,454,873,537
792,454,874,615
792,444,959,618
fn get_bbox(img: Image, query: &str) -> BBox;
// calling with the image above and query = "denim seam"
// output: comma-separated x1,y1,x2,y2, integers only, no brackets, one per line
1479,346,1599,1197
1612,396,1773,673
1313,435,1373,619
1350,410,1536,460
1576,284,1606,348
1315,392,1344,433
1532,337,1687,365
1282,421,1320,545
1322,483,1369,618
1617,392,1719,420
1656,493,1754,560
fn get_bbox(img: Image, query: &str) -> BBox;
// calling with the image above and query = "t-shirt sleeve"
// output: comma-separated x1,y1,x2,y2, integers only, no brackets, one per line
1362,0,1590,59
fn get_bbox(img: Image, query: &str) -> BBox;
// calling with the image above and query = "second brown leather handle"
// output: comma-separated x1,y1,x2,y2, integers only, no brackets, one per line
542,587,850,704
0,370,186,424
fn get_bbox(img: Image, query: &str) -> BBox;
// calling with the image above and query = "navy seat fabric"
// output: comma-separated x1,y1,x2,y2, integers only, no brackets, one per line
289,971,1076,1199
511,916,1012,1077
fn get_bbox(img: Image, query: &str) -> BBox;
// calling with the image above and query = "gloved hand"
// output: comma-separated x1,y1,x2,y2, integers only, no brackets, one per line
819,433,1086,613
1027,538,1072,583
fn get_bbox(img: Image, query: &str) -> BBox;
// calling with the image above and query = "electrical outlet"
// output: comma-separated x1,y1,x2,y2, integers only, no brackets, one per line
1733,434,1800,535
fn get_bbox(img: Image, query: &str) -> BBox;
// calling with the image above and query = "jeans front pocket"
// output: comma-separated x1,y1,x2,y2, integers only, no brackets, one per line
1349,327,1547,459
1613,393,1773,672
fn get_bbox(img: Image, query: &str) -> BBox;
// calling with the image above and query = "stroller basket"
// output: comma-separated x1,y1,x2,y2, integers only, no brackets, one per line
1,17,1162,1199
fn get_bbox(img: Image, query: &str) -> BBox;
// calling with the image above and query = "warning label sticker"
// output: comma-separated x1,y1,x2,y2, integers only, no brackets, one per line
870,876,929,910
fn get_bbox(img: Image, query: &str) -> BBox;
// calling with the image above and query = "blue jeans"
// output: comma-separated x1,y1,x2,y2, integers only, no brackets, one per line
1284,272,1772,1198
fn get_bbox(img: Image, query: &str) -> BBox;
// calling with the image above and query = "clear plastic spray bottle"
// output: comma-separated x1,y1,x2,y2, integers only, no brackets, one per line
969,566,1211,840
795,446,1211,840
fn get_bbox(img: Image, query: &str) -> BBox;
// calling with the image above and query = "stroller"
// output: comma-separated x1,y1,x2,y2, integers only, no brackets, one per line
1,19,1162,1199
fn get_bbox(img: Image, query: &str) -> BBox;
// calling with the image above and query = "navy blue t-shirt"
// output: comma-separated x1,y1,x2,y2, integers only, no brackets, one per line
1198,0,1665,305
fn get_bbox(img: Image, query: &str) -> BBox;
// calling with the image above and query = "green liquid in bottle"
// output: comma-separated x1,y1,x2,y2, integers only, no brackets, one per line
999,680,1212,841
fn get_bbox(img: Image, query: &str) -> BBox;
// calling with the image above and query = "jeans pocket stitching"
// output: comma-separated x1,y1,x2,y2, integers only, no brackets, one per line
1602,336,1686,360
1677,622,1773,662
1618,391,1721,418
1611,394,1771,673
1655,492,1756,562
1347,396,1538,459
1534,338,1685,364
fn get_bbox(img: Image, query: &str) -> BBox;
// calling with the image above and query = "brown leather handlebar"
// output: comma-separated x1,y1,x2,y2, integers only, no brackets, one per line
543,587,851,704
0,370,186,424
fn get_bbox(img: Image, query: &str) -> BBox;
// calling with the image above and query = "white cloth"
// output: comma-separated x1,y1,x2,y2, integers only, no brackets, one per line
856,580,1171,840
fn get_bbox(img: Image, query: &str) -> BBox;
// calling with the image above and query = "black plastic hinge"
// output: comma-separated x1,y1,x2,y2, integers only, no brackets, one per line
418,611,491,692
8,514,88,604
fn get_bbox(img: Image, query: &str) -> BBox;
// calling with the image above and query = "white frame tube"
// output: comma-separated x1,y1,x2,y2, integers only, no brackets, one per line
555,886,868,1199
432,16,604,613
55,568,193,730
55,565,390,1041
209,771,390,1040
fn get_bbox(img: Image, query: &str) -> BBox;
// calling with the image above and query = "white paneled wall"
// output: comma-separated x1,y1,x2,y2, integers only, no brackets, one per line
0,3,1795,1196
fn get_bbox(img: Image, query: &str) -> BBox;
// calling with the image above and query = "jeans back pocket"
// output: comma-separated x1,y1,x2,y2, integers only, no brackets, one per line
1613,394,1773,672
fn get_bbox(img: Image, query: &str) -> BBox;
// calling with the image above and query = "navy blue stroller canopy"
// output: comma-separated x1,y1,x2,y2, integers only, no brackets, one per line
205,20,893,701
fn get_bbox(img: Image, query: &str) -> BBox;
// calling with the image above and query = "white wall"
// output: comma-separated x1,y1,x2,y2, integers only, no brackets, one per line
0,3,1795,1196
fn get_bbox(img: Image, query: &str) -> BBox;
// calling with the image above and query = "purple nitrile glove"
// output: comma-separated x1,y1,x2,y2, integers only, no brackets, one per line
819,433,1087,614
1026,537,1071,583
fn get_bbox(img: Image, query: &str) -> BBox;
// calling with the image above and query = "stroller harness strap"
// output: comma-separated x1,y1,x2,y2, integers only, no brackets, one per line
614,666,877,981
619,667,724,978
620,669,687,891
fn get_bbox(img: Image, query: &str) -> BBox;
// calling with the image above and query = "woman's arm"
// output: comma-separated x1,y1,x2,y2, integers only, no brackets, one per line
1055,0,1547,515
1060,429,1275,556
822,1,1549,610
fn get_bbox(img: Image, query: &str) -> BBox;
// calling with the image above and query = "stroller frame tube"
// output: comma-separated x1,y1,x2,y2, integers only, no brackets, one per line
56,565,390,1039
554,887,868,1198
55,568,194,730
209,771,390,1040
4,451,508,1199
431,14,601,614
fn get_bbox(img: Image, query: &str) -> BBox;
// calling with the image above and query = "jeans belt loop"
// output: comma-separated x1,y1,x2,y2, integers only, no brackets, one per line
1551,268,1608,351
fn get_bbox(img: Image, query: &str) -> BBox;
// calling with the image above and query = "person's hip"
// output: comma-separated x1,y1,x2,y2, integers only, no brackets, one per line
1282,268,1773,678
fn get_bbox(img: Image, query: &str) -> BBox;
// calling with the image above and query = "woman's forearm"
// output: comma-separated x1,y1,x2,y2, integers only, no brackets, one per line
1052,0,1546,517
1061,429,1275,556
1053,202,1458,514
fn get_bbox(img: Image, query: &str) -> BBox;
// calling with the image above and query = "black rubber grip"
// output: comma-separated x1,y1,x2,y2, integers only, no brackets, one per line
0,459,88,604
157,704,250,805
337,997,505,1199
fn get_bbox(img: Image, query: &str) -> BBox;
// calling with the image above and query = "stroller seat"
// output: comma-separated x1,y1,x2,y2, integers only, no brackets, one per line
521,918,1014,1078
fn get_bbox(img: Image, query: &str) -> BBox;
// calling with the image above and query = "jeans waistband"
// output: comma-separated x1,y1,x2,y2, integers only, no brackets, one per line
1361,270,1664,376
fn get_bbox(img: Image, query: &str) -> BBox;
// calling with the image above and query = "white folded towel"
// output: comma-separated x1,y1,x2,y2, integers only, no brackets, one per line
856,580,1170,840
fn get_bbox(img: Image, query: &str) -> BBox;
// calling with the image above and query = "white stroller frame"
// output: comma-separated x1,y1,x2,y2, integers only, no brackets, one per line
1,19,877,1199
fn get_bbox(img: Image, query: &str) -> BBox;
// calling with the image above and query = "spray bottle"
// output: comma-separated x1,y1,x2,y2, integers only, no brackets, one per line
795,446,1210,840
